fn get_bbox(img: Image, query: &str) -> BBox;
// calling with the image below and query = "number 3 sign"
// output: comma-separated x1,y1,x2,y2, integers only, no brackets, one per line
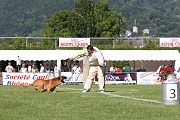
166,84,178,100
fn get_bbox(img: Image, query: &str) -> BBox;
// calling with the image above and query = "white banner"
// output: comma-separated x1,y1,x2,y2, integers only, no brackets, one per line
160,38,180,47
61,72,83,83
59,38,90,47
2,72,83,85
2,72,50,85
137,72,180,84
4,72,180,85
136,72,161,84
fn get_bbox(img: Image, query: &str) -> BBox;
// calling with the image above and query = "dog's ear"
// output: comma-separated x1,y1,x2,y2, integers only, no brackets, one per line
59,76,63,80
57,76,62,80
58,76,66,81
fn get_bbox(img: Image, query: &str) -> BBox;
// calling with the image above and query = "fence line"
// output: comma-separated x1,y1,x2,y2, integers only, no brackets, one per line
0,37,158,49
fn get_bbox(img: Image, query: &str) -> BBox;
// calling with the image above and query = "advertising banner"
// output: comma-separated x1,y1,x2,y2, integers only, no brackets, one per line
61,72,83,83
4,72,179,85
2,72,84,85
59,38,90,47
160,38,180,47
136,72,162,84
95,73,137,84
137,72,180,84
2,72,50,85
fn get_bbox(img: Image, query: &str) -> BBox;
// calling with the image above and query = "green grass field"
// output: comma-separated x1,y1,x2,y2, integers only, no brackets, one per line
0,84,180,120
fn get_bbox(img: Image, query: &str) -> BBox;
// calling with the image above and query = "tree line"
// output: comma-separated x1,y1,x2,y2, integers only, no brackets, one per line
0,0,179,37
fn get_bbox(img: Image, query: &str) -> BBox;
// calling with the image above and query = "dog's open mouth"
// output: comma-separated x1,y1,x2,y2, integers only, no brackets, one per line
61,76,67,83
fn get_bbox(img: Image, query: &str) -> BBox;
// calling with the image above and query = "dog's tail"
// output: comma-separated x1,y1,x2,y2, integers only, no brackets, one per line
20,84,33,87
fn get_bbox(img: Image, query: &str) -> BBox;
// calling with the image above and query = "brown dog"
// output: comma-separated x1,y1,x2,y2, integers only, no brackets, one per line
21,76,66,92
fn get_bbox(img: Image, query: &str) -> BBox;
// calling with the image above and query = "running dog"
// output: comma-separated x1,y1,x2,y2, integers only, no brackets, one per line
21,76,66,93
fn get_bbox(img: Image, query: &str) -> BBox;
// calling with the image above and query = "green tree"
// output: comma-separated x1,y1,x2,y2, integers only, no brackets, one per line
42,10,73,37
36,39,55,50
73,0,95,37
42,0,126,38
12,38,26,50
143,39,157,50
0,39,10,50
94,1,125,37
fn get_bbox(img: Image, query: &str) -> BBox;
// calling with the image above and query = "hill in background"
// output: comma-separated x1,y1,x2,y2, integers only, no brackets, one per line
0,0,179,37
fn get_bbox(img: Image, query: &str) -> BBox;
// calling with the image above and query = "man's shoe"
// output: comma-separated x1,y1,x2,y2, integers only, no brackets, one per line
82,89,89,93
99,90,105,93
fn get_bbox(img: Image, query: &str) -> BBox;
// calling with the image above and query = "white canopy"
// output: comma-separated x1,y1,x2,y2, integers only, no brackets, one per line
0,50,80,61
102,50,180,61
0,50,179,61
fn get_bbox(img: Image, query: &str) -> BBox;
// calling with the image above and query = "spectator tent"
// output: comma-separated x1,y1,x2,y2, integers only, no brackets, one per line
0,50,180,72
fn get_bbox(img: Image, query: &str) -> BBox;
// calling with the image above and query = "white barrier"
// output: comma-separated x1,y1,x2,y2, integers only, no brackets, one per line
136,72,161,84
136,72,180,84
3,72,180,85
61,72,83,83
2,72,51,85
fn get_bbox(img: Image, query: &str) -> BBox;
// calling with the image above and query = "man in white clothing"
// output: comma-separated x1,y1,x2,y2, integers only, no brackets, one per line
27,65,32,73
5,62,14,72
71,63,82,82
16,56,21,71
109,65,116,73
40,63,45,73
20,64,27,73
32,64,38,73
54,65,60,77
69,45,105,93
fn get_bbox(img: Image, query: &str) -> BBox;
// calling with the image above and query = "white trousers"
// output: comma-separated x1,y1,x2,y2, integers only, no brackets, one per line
84,66,105,91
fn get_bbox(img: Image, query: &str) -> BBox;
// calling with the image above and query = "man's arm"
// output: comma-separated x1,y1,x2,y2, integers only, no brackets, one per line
70,49,87,60
96,51,104,67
